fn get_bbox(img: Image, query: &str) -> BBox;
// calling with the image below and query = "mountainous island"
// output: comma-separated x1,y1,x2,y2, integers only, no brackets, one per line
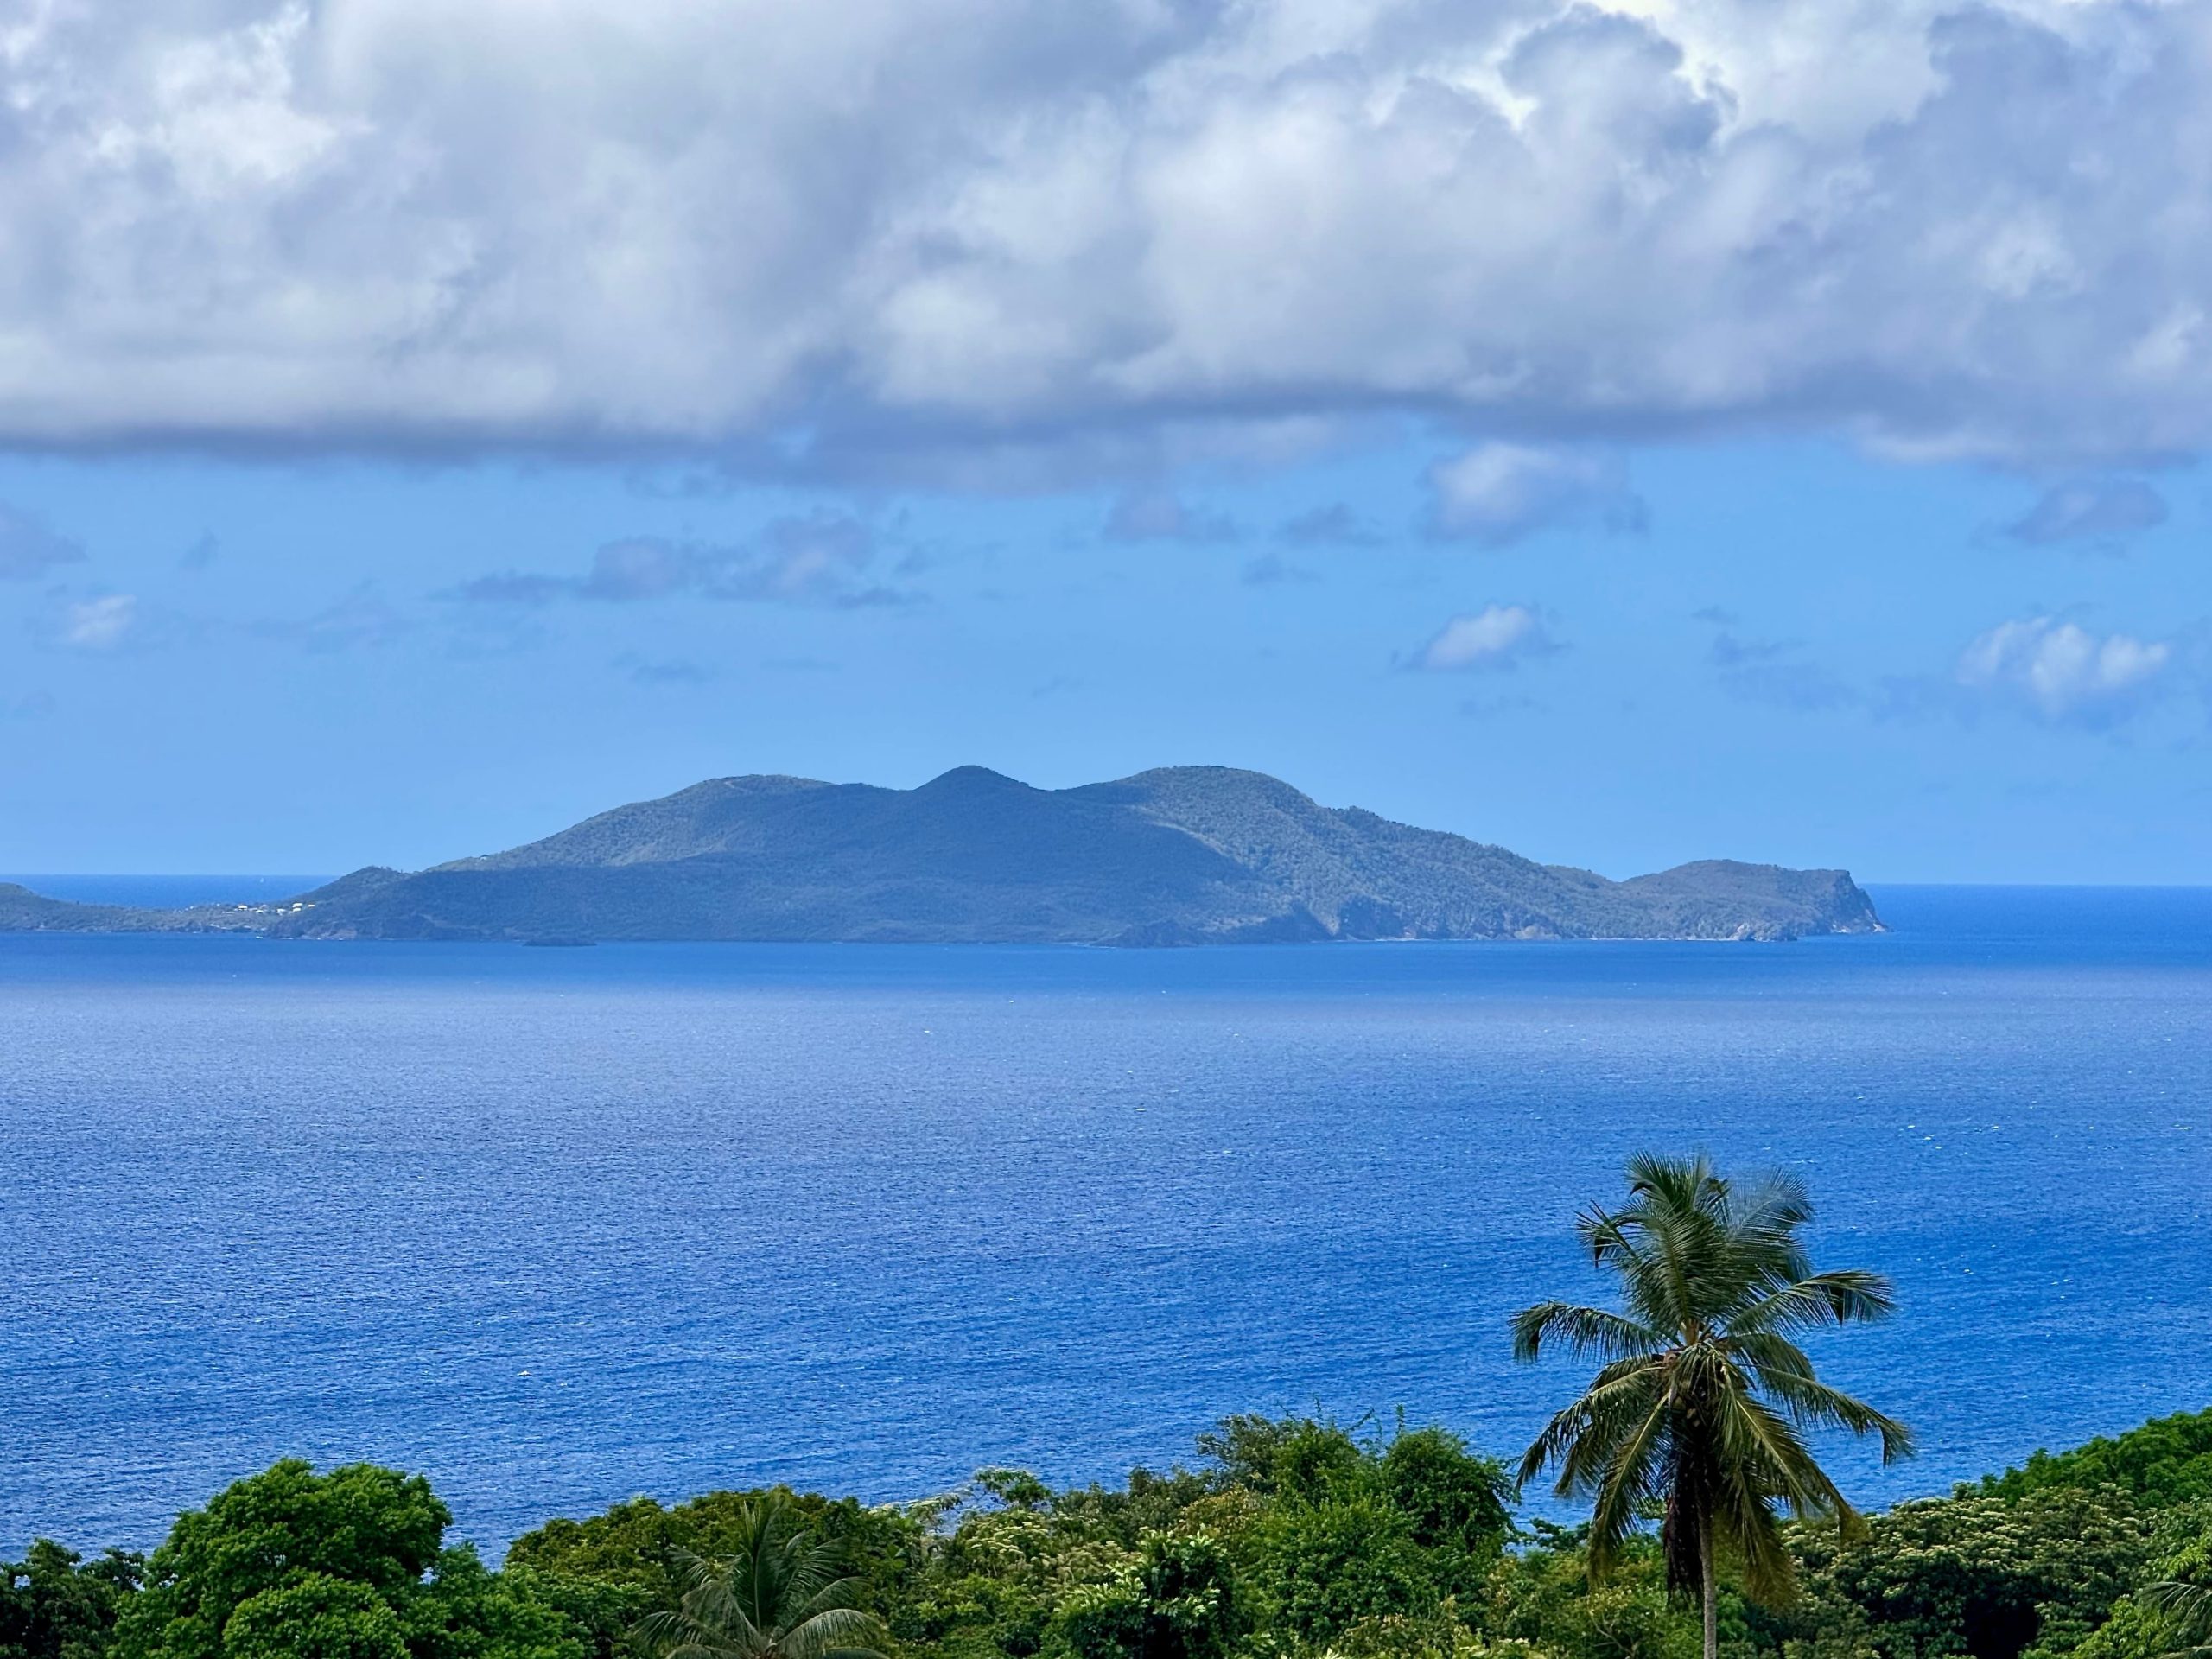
0,765,1883,944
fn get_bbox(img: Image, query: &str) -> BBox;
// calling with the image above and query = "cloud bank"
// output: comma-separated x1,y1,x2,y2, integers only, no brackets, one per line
6,0,2212,471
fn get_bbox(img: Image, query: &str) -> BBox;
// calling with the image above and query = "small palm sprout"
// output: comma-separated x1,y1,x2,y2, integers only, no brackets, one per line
2142,1580,2212,1657
1514,1153,1914,1659
632,1498,888,1659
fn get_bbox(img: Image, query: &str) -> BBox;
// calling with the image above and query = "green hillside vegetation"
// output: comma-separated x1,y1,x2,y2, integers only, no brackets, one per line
11,1409,2212,1659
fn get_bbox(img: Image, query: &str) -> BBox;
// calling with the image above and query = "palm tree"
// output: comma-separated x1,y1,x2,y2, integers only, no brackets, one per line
632,1498,888,1659
1512,1153,1913,1659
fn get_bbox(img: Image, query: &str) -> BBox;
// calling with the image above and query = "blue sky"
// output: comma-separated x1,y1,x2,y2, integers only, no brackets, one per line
1,0,2209,882
3,435,2204,882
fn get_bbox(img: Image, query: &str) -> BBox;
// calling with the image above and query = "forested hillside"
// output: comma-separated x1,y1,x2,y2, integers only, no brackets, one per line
11,1407,2212,1659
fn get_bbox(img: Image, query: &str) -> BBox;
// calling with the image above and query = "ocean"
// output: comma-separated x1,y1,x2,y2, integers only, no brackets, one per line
3,884,2209,1556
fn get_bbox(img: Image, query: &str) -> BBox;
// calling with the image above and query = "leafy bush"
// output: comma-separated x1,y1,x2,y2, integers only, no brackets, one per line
0,1543,142,1659
1256,1490,1438,1648
1782,1487,2155,1659
1978,1414,2212,1512
105,1462,585,1659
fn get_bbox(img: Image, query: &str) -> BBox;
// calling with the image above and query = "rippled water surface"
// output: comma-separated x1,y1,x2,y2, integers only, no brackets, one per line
6,885,2210,1554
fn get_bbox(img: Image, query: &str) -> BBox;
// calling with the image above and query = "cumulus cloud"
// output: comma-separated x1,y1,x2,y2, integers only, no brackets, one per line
2003,478,2169,546
1955,616,2172,723
60,595,137,651
1409,603,1558,671
1427,445,1644,544
4,0,2212,470
0,506,86,580
451,514,912,609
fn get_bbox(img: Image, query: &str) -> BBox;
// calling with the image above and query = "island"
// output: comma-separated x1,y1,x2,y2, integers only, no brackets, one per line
0,765,1884,944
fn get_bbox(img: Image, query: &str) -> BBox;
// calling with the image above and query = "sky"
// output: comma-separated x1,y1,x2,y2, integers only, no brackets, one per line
1,0,2209,883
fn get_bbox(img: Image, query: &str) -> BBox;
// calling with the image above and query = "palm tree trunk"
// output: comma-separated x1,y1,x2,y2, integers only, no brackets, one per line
1701,1528,1719,1659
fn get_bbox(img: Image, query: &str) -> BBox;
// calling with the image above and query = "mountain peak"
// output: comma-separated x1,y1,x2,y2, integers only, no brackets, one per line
918,765,1029,793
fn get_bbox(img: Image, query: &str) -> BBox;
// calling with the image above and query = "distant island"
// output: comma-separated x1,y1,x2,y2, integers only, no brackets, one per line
0,765,1883,944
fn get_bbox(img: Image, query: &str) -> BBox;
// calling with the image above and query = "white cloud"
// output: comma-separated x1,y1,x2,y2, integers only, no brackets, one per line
1428,444,1644,544
1412,603,1556,671
3,1,2212,469
61,595,137,651
1955,616,2172,722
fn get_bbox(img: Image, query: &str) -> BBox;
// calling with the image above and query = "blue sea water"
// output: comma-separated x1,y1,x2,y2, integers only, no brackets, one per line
3,885,2210,1558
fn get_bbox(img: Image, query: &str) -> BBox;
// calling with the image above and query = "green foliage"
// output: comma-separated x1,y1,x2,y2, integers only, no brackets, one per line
34,1397,2212,1659
1131,1533,1242,1659
1323,1608,1488,1659
115,1461,448,1659
402,1550,590,1659
1483,1529,1706,1659
1194,1417,1367,1504
105,1461,585,1659
1781,1486,2156,1659
486,1569,646,1659
1382,1428,1512,1598
2065,1510,2212,1659
1051,1532,1241,1659
1255,1490,1436,1648
1052,1571,1143,1659
629,1497,887,1658
1979,1414,2212,1511
219,1575,408,1659
506,1486,923,1624
1,1542,143,1659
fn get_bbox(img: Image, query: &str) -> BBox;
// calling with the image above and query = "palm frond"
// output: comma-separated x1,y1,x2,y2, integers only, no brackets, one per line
1736,1270,1898,1335
1743,1359,1916,1463
1584,1387,1674,1580
633,1500,886,1659
1511,1302,1667,1363
783,1606,893,1659
2145,1580,2212,1652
